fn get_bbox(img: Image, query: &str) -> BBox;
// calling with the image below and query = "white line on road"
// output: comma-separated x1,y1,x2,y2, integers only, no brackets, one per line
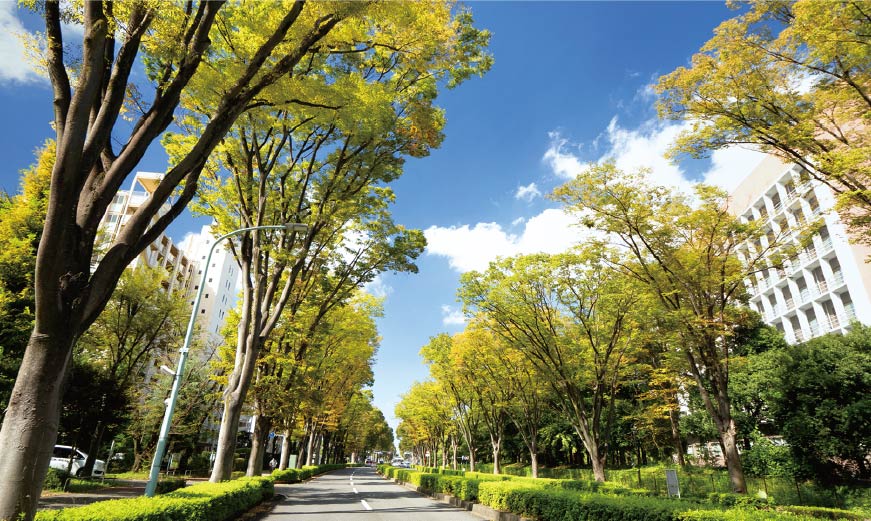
353,487,359,494
361,500,372,511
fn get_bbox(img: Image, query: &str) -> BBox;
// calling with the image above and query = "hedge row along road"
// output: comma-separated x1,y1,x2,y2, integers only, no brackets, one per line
262,467,478,520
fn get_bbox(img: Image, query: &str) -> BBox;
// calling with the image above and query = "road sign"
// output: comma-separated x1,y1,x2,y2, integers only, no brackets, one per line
665,469,680,498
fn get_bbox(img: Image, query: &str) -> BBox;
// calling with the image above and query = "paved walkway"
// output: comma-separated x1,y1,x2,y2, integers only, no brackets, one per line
260,467,480,520
38,481,147,510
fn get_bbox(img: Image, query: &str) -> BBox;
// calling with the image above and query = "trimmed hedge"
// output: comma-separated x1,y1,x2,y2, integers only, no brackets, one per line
155,477,187,495
271,463,348,483
35,476,273,521
477,481,684,521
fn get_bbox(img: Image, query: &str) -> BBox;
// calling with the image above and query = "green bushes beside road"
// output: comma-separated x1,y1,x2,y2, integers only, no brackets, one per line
37,463,355,521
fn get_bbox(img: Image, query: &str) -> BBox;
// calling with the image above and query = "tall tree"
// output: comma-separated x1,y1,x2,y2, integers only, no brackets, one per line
657,0,871,242
0,3,388,517
554,163,785,492
74,265,189,474
0,140,53,411
459,250,647,482
420,334,482,471
164,4,490,481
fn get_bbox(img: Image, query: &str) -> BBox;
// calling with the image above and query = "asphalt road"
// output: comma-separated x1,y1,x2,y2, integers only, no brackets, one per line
261,466,482,520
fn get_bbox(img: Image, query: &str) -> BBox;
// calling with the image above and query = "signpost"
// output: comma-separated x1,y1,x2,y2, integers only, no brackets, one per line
665,469,681,498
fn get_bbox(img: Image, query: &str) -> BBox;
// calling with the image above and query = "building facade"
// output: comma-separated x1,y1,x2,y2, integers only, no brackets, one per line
731,155,871,343
178,224,241,345
98,172,197,295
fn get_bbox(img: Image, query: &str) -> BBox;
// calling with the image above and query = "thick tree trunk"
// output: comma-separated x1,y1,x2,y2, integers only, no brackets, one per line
721,420,746,493
669,408,686,466
305,428,316,466
0,331,75,521
490,435,501,475
590,447,606,482
247,413,271,477
529,441,539,479
209,393,244,482
279,430,292,470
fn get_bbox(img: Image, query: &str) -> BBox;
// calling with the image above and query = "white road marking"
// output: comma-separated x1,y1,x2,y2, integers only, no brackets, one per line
361,500,372,511
353,487,359,494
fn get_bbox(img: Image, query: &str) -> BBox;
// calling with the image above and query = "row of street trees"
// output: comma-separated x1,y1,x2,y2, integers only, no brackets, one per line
0,1,491,519
397,165,866,492
397,0,869,493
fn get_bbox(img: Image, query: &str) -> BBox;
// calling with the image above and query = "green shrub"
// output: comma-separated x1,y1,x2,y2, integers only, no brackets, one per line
707,492,772,508
678,510,817,520
155,478,187,495
35,476,273,521
44,468,71,491
477,481,684,521
775,505,868,520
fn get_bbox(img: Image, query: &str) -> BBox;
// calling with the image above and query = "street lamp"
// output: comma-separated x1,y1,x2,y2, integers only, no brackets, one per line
145,222,308,497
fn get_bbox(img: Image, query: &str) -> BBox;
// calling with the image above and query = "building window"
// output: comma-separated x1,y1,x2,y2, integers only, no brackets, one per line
201,309,206,314
194,285,199,290
208,278,213,283
205,294,208,299
198,270,202,275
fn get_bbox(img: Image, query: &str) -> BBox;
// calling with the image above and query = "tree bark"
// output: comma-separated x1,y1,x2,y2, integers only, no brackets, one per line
247,413,271,477
210,393,244,481
0,332,75,520
279,430,292,470
529,440,539,479
669,408,686,466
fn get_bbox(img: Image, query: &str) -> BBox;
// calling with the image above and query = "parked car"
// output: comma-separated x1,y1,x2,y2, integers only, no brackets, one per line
49,445,106,477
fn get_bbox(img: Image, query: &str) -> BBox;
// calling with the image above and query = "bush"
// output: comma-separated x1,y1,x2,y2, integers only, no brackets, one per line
155,478,187,495
477,481,683,521
44,468,71,491
678,510,817,520
775,505,868,520
35,476,273,521
707,492,772,509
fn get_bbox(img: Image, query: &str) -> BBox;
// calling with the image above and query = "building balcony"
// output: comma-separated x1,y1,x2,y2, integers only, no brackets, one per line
826,314,841,331
785,297,795,310
816,281,828,294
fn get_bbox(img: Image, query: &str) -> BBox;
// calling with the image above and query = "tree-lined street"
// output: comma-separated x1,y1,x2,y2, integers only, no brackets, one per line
264,467,478,521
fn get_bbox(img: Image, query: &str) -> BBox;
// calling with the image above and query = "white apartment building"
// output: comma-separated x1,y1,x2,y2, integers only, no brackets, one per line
98,172,197,295
178,224,241,345
731,155,871,343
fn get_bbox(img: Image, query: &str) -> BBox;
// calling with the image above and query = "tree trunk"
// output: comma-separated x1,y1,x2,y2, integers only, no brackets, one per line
82,419,107,476
490,434,502,475
209,393,244,482
669,408,686,466
246,413,271,477
721,420,746,493
590,447,606,482
451,435,458,470
279,430,291,470
529,440,539,479
305,428,316,466
0,331,75,521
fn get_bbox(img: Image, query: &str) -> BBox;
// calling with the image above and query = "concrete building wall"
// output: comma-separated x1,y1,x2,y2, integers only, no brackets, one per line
731,156,871,343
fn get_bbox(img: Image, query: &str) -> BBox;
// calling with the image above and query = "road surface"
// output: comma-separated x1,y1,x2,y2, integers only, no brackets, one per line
261,466,481,520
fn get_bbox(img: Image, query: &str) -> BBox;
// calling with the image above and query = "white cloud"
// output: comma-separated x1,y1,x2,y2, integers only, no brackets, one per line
511,217,525,227
425,208,591,273
0,3,43,84
514,182,541,202
543,118,765,195
543,132,585,179
440,305,466,326
364,274,392,299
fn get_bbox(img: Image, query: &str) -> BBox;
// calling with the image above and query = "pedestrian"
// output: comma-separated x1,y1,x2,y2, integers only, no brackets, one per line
269,457,278,471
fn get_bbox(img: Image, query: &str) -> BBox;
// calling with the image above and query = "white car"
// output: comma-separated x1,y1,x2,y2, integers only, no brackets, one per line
49,445,106,477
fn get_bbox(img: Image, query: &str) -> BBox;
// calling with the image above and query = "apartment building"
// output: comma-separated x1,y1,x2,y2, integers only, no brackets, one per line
98,172,197,295
178,224,241,344
731,155,871,343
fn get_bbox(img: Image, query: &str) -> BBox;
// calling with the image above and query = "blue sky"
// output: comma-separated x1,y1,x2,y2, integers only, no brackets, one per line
0,2,766,439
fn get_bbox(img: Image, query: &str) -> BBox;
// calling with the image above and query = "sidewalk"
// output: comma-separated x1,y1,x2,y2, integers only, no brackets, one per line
38,480,147,511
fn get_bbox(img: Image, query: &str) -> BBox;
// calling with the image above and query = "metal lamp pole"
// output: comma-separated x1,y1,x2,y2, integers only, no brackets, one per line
145,223,308,497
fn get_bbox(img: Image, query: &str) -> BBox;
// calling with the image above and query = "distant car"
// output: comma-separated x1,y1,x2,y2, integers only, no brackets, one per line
49,445,106,477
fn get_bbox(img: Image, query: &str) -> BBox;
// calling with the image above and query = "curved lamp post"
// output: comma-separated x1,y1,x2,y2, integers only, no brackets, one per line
145,223,308,497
